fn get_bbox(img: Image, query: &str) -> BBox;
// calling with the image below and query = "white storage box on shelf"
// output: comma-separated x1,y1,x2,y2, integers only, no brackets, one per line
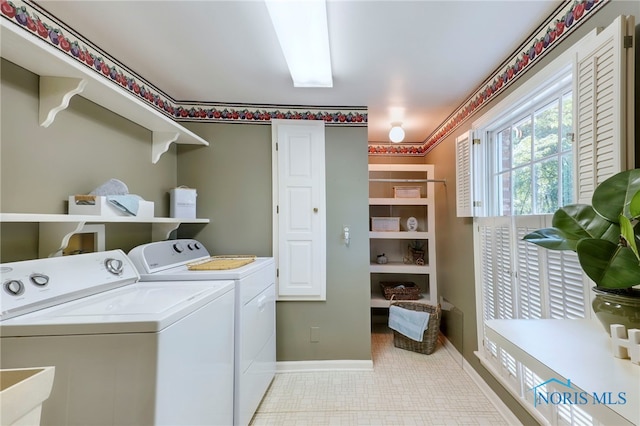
68,195,154,218
170,187,197,218
371,217,400,232
0,367,55,426
393,186,421,198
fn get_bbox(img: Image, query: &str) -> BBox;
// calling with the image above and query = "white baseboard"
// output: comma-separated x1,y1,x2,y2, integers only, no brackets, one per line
441,337,523,426
276,359,374,373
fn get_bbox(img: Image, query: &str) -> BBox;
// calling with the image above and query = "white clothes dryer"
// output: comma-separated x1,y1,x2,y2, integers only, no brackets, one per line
128,239,276,426
0,250,235,426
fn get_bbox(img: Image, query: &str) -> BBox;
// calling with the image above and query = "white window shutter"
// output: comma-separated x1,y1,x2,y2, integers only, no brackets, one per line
494,218,515,320
478,218,496,322
514,216,545,319
573,15,633,204
477,217,515,321
455,131,474,217
476,218,499,362
544,211,588,319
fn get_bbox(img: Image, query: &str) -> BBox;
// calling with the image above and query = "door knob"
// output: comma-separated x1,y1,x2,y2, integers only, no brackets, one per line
313,207,318,213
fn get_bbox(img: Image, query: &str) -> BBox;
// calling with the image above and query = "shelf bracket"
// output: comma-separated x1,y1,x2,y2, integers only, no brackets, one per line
151,131,180,164
39,76,87,128
152,222,181,241
39,221,86,258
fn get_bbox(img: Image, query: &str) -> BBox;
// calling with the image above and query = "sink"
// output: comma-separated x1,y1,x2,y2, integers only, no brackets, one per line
0,367,55,426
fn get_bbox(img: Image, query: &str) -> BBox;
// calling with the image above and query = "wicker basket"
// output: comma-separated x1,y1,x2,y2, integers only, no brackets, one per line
390,302,441,355
380,281,421,300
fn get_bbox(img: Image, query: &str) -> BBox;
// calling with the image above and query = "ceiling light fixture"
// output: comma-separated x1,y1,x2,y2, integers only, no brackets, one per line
389,123,405,143
265,0,333,88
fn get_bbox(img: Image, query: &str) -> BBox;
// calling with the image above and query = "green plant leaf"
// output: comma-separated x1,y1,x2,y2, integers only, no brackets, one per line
523,227,577,250
592,169,640,222
577,239,640,289
630,190,640,219
551,204,620,244
619,214,640,261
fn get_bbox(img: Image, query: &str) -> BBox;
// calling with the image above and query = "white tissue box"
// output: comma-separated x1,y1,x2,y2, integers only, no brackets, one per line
68,195,154,217
170,188,197,218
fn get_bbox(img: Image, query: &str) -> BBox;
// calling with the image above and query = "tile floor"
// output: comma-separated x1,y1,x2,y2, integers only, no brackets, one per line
250,323,512,425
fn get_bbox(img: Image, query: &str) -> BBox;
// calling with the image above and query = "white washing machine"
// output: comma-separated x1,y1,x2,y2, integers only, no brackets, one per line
128,239,276,426
0,250,235,426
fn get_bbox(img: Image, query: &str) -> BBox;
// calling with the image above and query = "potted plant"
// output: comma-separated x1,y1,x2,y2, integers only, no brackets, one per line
408,240,425,264
523,169,640,334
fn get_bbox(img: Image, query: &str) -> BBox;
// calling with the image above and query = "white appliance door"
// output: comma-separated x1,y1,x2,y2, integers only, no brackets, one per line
156,286,235,426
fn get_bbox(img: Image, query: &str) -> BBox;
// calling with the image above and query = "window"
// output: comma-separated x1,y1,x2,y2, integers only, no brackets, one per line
465,15,634,425
489,78,573,216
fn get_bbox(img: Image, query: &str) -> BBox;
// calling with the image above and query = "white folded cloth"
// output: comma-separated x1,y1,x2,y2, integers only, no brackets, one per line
388,305,430,342
107,194,143,216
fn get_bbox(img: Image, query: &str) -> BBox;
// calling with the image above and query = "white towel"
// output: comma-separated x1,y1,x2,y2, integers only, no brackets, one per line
388,305,430,342
107,194,142,216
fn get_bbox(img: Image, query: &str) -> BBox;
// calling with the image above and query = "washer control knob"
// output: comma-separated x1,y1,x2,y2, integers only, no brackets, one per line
30,273,49,287
193,242,201,250
173,243,184,253
105,258,124,275
4,280,24,296
187,243,195,250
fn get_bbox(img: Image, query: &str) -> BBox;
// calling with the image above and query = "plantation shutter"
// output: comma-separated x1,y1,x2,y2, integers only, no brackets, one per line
455,131,474,217
499,348,519,391
514,216,545,319
494,217,515,320
544,216,588,319
573,15,634,204
545,250,587,319
476,218,499,361
477,217,515,321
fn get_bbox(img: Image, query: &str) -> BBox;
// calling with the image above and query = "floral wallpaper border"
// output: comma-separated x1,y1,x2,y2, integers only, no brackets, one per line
1,0,368,126
369,0,608,156
0,0,609,152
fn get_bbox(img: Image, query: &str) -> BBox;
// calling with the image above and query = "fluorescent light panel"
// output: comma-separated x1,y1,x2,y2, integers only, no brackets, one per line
265,0,333,88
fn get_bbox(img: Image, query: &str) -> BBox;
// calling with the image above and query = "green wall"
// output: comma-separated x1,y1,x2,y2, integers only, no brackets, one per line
0,59,177,262
424,2,640,424
177,123,372,361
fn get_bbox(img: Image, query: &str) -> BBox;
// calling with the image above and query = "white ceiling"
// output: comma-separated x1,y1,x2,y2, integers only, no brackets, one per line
38,0,562,144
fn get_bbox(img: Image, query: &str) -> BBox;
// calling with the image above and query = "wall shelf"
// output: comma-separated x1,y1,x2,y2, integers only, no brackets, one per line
369,262,432,274
370,292,430,308
370,231,431,239
368,164,438,307
1,21,209,164
369,198,431,206
0,213,209,257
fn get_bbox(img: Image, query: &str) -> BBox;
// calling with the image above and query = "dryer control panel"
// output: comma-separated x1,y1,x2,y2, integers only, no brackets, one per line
128,239,211,274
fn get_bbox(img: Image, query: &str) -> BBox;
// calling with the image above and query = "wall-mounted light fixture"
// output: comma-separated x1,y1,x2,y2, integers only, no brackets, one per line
265,0,333,88
389,122,405,143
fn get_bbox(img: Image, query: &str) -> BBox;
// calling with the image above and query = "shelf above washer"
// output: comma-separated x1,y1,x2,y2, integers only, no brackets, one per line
1,20,209,164
0,213,209,257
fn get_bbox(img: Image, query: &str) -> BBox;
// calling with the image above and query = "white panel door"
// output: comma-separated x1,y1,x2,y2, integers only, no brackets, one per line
272,120,326,300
